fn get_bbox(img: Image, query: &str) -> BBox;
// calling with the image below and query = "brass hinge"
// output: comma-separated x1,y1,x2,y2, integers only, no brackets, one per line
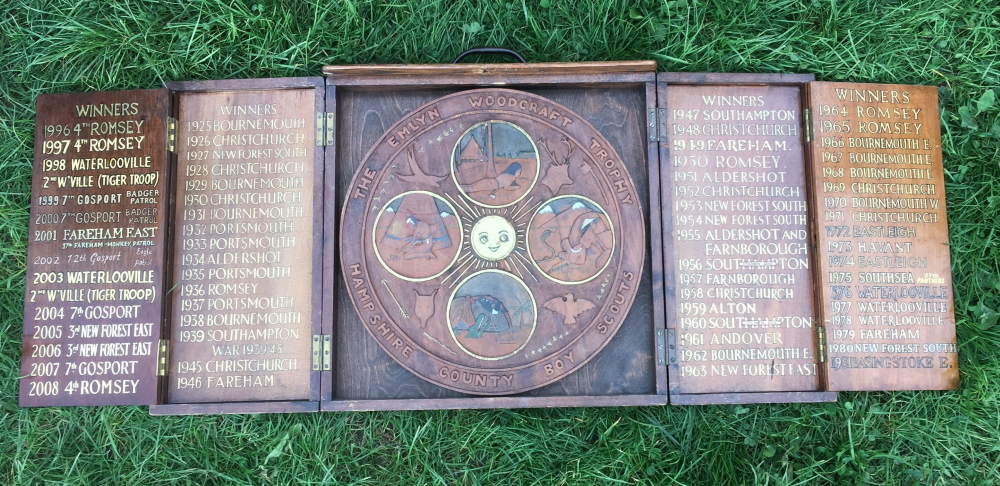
322,334,332,371
803,108,813,143
311,335,321,370
312,335,332,371
655,329,666,366
315,112,335,147
156,339,168,376
166,117,177,153
314,113,324,147
816,326,827,363
648,108,669,143
666,328,678,366
325,113,335,147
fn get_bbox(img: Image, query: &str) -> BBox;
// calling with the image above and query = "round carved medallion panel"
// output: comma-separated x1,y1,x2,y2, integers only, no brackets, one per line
341,88,644,395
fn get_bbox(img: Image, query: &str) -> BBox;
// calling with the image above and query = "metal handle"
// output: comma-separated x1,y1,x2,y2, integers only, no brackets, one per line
453,47,526,64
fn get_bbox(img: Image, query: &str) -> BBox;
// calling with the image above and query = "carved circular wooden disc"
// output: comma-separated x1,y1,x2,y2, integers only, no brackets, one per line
341,88,644,395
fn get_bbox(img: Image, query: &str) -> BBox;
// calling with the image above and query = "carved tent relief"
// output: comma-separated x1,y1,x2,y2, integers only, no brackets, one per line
341,88,645,395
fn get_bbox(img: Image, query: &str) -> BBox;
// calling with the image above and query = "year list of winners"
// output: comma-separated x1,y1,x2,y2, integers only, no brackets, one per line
21,90,170,406
168,89,317,403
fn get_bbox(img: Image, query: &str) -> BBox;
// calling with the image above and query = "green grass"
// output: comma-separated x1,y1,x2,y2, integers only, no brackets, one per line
1,0,999,484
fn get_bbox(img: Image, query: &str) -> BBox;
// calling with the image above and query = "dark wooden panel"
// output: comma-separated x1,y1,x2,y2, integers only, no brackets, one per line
523,87,657,399
331,82,659,404
662,83,821,395
321,85,338,403
165,86,320,404
646,81,670,396
20,89,169,407
334,88,461,401
808,82,958,391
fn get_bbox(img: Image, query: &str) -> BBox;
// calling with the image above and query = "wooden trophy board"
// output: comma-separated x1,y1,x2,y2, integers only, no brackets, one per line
658,73,835,405
20,89,170,407
340,88,644,396
807,82,958,391
18,61,960,414
150,77,327,415
658,73,958,405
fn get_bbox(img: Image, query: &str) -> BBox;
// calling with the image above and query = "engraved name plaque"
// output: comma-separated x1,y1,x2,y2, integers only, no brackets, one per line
167,88,318,403
809,82,958,391
666,85,820,395
660,73,958,405
21,90,169,406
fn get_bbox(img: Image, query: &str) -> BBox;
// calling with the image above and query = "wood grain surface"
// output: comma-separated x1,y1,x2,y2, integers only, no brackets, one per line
165,83,322,404
331,81,661,405
21,89,170,407
322,61,657,77
662,82,822,395
808,82,958,391
21,68,958,413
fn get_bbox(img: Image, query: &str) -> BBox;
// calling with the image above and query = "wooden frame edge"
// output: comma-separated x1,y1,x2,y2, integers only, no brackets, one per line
320,394,667,412
658,72,816,85
322,61,657,76
150,401,319,416
669,391,837,406
165,76,323,92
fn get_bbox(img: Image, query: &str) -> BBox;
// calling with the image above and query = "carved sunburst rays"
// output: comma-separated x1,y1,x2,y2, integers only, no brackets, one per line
440,195,541,287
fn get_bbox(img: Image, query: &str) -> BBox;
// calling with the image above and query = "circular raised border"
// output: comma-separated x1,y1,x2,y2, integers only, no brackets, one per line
445,269,537,361
450,120,540,208
339,87,646,396
524,194,617,285
370,190,464,282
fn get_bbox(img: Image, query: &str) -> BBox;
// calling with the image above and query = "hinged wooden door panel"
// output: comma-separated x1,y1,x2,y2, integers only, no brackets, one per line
807,82,959,391
21,89,171,407
658,73,836,405
150,77,326,415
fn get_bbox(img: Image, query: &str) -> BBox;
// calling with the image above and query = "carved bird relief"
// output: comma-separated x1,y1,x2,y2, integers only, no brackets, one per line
397,145,447,186
543,293,595,325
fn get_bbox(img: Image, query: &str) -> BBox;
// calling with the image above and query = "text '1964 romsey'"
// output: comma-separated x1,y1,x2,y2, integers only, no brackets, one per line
810,82,958,391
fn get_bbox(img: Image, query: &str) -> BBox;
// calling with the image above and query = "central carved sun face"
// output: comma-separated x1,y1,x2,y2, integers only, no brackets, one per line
470,215,516,261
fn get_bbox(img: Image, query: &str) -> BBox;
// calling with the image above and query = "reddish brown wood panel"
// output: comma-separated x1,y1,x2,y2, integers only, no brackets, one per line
809,82,958,391
663,83,822,395
21,89,169,407
328,80,661,407
165,87,319,403
339,88,645,395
